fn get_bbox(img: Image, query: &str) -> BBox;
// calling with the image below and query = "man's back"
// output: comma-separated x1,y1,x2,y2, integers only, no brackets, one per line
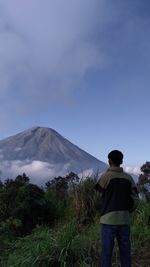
97,166,138,225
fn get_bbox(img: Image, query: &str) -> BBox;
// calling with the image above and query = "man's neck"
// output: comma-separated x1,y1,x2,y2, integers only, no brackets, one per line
110,164,120,168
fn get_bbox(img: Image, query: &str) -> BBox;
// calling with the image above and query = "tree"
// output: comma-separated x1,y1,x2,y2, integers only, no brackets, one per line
138,161,150,202
0,175,55,235
45,172,79,192
15,173,30,185
0,180,3,188
66,172,80,184
138,161,150,185
141,161,150,177
45,173,80,221
13,183,46,233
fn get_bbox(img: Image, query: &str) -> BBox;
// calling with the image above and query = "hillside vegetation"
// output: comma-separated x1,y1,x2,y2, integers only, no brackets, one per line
0,173,150,266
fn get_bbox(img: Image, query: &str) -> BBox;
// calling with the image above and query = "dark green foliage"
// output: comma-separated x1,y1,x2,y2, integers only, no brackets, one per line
15,173,30,185
45,172,79,193
13,183,46,233
138,162,150,202
140,161,150,175
1,202,150,267
131,201,150,261
0,174,57,236
0,221,101,267
0,172,80,239
0,180,3,188
45,188,67,221
45,172,80,221
0,172,150,266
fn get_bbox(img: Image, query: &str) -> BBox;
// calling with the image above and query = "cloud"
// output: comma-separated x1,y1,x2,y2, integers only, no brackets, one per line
78,168,96,179
124,166,141,175
0,159,68,184
0,158,142,185
0,0,108,124
0,158,103,185
0,0,150,132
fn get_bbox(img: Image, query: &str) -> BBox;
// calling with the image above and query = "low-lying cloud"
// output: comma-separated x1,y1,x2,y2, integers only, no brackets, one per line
124,166,141,175
0,158,141,186
0,159,73,185
0,159,101,185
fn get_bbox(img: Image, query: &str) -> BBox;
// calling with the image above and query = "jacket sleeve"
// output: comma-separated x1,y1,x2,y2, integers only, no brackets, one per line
130,177,140,212
94,172,109,193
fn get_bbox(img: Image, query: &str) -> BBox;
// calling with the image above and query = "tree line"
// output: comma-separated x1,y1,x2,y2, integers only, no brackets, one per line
0,161,150,240
0,172,81,236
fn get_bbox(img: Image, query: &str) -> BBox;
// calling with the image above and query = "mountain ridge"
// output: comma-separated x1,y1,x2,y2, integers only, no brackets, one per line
0,126,107,183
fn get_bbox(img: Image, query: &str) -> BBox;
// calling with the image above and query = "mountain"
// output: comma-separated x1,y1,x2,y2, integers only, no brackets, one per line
0,127,107,184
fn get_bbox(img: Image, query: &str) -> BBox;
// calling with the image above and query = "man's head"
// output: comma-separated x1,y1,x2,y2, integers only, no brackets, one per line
108,150,123,167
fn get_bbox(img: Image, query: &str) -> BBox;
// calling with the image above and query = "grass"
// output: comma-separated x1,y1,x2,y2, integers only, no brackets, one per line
0,199,150,267
0,220,101,267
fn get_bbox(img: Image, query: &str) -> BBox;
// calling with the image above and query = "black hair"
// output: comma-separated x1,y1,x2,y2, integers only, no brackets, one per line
108,150,123,166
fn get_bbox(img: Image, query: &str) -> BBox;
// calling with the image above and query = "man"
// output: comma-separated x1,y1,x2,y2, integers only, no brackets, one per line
95,150,139,267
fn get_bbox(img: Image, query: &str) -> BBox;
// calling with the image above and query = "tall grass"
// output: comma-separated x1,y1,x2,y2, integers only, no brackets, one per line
1,202,150,267
1,177,150,267
131,201,150,248
0,220,101,267
70,177,101,224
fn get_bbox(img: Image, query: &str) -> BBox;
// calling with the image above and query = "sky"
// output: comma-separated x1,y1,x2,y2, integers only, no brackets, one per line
0,0,150,173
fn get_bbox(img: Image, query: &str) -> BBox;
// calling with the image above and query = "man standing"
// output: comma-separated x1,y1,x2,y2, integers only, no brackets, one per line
95,150,139,267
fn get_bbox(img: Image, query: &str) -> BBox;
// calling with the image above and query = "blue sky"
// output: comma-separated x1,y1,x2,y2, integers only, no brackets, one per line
0,0,150,171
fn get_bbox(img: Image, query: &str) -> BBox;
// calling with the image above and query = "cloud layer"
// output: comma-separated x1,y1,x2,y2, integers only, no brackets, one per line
2,1,147,123
0,158,103,185
124,166,141,175
0,1,149,123
0,159,73,185
0,157,141,186
0,0,108,123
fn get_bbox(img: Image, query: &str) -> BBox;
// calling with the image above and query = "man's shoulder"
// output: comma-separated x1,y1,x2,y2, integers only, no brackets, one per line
107,168,134,183
99,169,112,180
97,170,111,188
122,171,134,181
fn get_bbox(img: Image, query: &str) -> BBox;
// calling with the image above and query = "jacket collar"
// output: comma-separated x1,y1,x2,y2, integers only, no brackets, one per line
107,167,123,173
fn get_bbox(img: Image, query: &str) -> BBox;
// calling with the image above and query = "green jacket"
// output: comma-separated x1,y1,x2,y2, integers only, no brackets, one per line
96,167,139,225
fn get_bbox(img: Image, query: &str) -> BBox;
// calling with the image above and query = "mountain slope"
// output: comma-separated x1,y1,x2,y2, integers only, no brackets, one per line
0,127,107,182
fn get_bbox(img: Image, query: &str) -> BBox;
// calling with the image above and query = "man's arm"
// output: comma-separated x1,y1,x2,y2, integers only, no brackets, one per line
94,173,108,193
130,178,140,212
94,182,104,193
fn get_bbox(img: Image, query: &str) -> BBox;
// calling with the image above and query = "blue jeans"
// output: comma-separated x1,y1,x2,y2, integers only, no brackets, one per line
101,224,131,267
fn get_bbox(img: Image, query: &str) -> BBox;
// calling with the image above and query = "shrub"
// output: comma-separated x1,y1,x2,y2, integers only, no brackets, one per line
70,177,101,224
